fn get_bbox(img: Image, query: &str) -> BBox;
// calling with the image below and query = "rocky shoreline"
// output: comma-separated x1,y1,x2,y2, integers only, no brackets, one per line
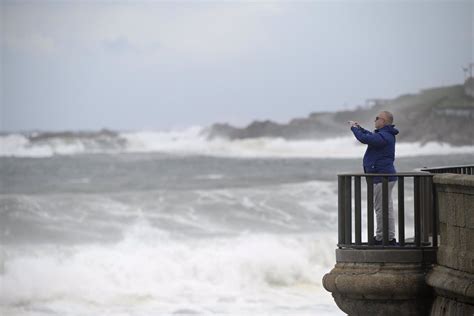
206,82,474,146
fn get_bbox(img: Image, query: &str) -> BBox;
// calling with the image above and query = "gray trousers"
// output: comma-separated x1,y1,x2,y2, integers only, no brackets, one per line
374,181,396,241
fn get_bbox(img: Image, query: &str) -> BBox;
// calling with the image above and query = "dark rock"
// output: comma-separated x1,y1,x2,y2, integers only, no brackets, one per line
206,83,474,146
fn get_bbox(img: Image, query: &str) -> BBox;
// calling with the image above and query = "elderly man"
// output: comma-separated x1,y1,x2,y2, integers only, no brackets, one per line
349,111,399,245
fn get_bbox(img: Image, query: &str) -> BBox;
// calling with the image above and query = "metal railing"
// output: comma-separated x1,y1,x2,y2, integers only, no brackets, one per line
421,165,474,175
337,173,437,249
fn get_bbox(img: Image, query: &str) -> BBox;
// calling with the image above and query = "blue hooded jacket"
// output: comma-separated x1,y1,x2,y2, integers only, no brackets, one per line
351,124,399,183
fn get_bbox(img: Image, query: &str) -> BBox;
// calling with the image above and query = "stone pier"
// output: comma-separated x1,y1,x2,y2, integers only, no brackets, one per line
323,172,474,315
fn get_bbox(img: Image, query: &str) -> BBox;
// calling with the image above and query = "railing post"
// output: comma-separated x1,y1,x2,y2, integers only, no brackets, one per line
338,176,346,246
344,176,352,245
414,176,421,247
421,177,431,243
382,177,389,246
367,176,374,245
427,176,433,241
430,176,438,247
355,176,362,245
398,176,405,246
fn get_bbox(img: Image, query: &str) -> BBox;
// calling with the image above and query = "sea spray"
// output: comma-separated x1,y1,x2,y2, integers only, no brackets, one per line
1,128,474,158
1,220,338,315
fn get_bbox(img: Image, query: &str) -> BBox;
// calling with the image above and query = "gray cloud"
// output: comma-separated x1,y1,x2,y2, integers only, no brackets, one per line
1,1,472,132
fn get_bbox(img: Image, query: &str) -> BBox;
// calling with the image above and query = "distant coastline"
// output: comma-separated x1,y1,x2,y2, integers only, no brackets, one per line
206,81,474,146
1,82,473,148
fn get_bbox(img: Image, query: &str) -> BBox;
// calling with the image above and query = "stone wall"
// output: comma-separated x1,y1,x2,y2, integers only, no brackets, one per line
426,174,474,315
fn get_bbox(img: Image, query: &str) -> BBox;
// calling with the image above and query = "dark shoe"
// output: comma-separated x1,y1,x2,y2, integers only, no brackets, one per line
372,236,397,245
372,236,382,245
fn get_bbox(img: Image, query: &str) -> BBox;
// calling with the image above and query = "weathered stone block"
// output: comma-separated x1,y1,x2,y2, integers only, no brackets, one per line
439,247,474,274
437,248,458,270
458,227,469,251
434,174,474,189
438,223,446,246
467,229,474,252
445,225,460,249
457,250,474,275
440,192,467,227
437,191,448,224
454,193,467,227
444,193,457,226
465,193,474,229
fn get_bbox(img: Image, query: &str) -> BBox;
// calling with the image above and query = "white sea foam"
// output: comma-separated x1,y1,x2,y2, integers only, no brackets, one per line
1,127,473,158
194,174,225,180
0,180,343,315
0,220,342,316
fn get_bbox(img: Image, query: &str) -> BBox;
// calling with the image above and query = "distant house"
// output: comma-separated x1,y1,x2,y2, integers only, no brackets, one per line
430,79,474,118
365,98,391,107
465,77,474,98
433,107,474,118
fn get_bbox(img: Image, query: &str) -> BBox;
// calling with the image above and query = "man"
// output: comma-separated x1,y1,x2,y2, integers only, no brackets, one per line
349,111,399,245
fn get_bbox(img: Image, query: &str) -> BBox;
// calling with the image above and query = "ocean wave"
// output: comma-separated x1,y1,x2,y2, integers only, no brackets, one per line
0,221,340,315
0,129,126,158
1,127,474,158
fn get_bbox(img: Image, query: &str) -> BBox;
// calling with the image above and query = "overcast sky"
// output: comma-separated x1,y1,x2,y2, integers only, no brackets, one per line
1,0,472,132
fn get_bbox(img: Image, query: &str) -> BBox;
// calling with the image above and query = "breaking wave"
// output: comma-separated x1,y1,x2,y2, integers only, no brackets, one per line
1,221,340,316
1,127,474,158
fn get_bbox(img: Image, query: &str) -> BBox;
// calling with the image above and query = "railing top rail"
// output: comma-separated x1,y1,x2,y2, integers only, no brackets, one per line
337,172,433,177
421,164,474,171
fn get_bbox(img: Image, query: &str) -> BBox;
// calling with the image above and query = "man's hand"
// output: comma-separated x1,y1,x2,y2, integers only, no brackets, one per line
348,121,360,128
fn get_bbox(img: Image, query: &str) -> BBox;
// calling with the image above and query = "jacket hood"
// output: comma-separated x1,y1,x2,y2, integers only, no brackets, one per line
377,124,399,135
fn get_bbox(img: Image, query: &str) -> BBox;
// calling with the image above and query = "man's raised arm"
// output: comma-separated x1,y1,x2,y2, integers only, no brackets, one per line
351,126,387,147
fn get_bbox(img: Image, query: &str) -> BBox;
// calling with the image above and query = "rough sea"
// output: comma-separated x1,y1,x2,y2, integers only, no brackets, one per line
1,127,473,316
